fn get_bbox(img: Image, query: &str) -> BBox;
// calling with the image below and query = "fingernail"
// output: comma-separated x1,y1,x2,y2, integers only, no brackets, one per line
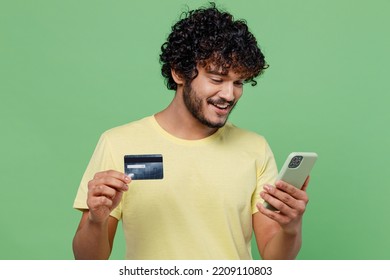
260,191,264,198
263,185,271,192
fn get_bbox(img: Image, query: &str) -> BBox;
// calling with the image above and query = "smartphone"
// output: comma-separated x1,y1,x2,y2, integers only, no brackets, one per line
263,152,318,211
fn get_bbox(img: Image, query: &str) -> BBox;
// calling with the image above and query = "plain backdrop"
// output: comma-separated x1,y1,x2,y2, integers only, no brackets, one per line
1,0,389,259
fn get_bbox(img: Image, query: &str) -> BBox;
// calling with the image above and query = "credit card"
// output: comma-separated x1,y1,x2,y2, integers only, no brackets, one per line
124,154,163,180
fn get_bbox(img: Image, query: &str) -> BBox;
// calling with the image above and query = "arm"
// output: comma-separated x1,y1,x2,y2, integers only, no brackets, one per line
253,177,310,260
72,170,130,260
72,211,119,259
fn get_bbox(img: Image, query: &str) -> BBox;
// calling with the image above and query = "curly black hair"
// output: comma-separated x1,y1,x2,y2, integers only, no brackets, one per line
160,3,268,91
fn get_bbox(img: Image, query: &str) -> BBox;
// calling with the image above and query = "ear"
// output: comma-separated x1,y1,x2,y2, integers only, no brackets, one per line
171,69,185,86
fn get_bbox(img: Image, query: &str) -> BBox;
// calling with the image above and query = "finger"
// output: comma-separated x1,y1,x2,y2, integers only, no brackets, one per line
111,190,124,207
258,191,306,227
260,187,293,213
87,184,125,210
275,180,308,201
88,184,117,199
89,176,130,192
263,184,296,209
256,203,291,225
87,195,114,210
94,170,131,184
262,185,307,215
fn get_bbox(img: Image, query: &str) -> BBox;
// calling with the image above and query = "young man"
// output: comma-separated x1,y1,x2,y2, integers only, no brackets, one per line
73,4,310,260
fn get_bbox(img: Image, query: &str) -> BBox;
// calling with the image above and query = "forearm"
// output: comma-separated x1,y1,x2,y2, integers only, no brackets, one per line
261,227,302,260
72,218,111,260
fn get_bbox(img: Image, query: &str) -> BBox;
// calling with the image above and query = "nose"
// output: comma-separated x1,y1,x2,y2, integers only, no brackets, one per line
218,82,235,102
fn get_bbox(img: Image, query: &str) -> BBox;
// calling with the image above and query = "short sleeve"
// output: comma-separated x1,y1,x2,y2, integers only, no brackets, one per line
72,132,122,220
251,140,278,214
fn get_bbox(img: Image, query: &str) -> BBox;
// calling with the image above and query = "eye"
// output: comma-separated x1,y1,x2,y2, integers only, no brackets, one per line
210,78,223,84
234,81,244,87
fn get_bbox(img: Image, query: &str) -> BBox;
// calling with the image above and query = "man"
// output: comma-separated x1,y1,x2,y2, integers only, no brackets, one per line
73,3,309,260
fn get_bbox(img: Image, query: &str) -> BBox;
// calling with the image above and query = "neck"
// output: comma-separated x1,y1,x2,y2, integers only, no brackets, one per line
155,93,218,140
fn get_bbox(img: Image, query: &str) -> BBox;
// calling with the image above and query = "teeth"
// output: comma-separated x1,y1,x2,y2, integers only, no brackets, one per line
214,104,228,109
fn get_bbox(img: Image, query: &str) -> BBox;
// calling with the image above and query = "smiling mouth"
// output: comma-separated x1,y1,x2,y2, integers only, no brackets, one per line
208,101,235,116
212,103,229,109
208,99,234,109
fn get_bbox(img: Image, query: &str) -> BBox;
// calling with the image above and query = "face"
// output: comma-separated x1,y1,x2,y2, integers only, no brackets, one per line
182,65,245,128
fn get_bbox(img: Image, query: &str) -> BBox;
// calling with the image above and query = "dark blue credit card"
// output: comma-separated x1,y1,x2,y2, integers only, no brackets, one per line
124,154,163,180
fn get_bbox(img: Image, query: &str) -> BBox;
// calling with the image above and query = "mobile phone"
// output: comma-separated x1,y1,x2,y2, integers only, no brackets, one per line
263,152,318,211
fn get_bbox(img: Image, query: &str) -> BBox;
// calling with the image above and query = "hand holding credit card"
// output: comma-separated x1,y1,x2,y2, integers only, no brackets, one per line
124,154,164,180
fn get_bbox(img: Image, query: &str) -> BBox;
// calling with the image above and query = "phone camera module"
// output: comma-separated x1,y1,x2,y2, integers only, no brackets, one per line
288,156,303,168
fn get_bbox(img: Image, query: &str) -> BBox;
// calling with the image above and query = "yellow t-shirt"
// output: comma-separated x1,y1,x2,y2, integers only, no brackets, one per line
73,116,277,259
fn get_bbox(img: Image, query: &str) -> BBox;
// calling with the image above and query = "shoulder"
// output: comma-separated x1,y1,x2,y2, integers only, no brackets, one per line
101,116,154,140
222,122,268,145
221,123,276,167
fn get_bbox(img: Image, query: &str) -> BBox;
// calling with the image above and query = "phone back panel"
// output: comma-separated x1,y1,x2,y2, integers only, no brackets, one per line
276,152,318,188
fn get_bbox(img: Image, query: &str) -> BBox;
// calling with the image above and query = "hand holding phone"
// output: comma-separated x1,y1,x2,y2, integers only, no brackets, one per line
263,152,318,211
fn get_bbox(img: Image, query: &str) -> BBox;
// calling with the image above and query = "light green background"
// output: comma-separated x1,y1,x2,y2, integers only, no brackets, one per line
1,0,389,260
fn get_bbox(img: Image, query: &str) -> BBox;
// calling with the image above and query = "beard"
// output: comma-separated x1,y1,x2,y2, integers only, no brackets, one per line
182,83,236,129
